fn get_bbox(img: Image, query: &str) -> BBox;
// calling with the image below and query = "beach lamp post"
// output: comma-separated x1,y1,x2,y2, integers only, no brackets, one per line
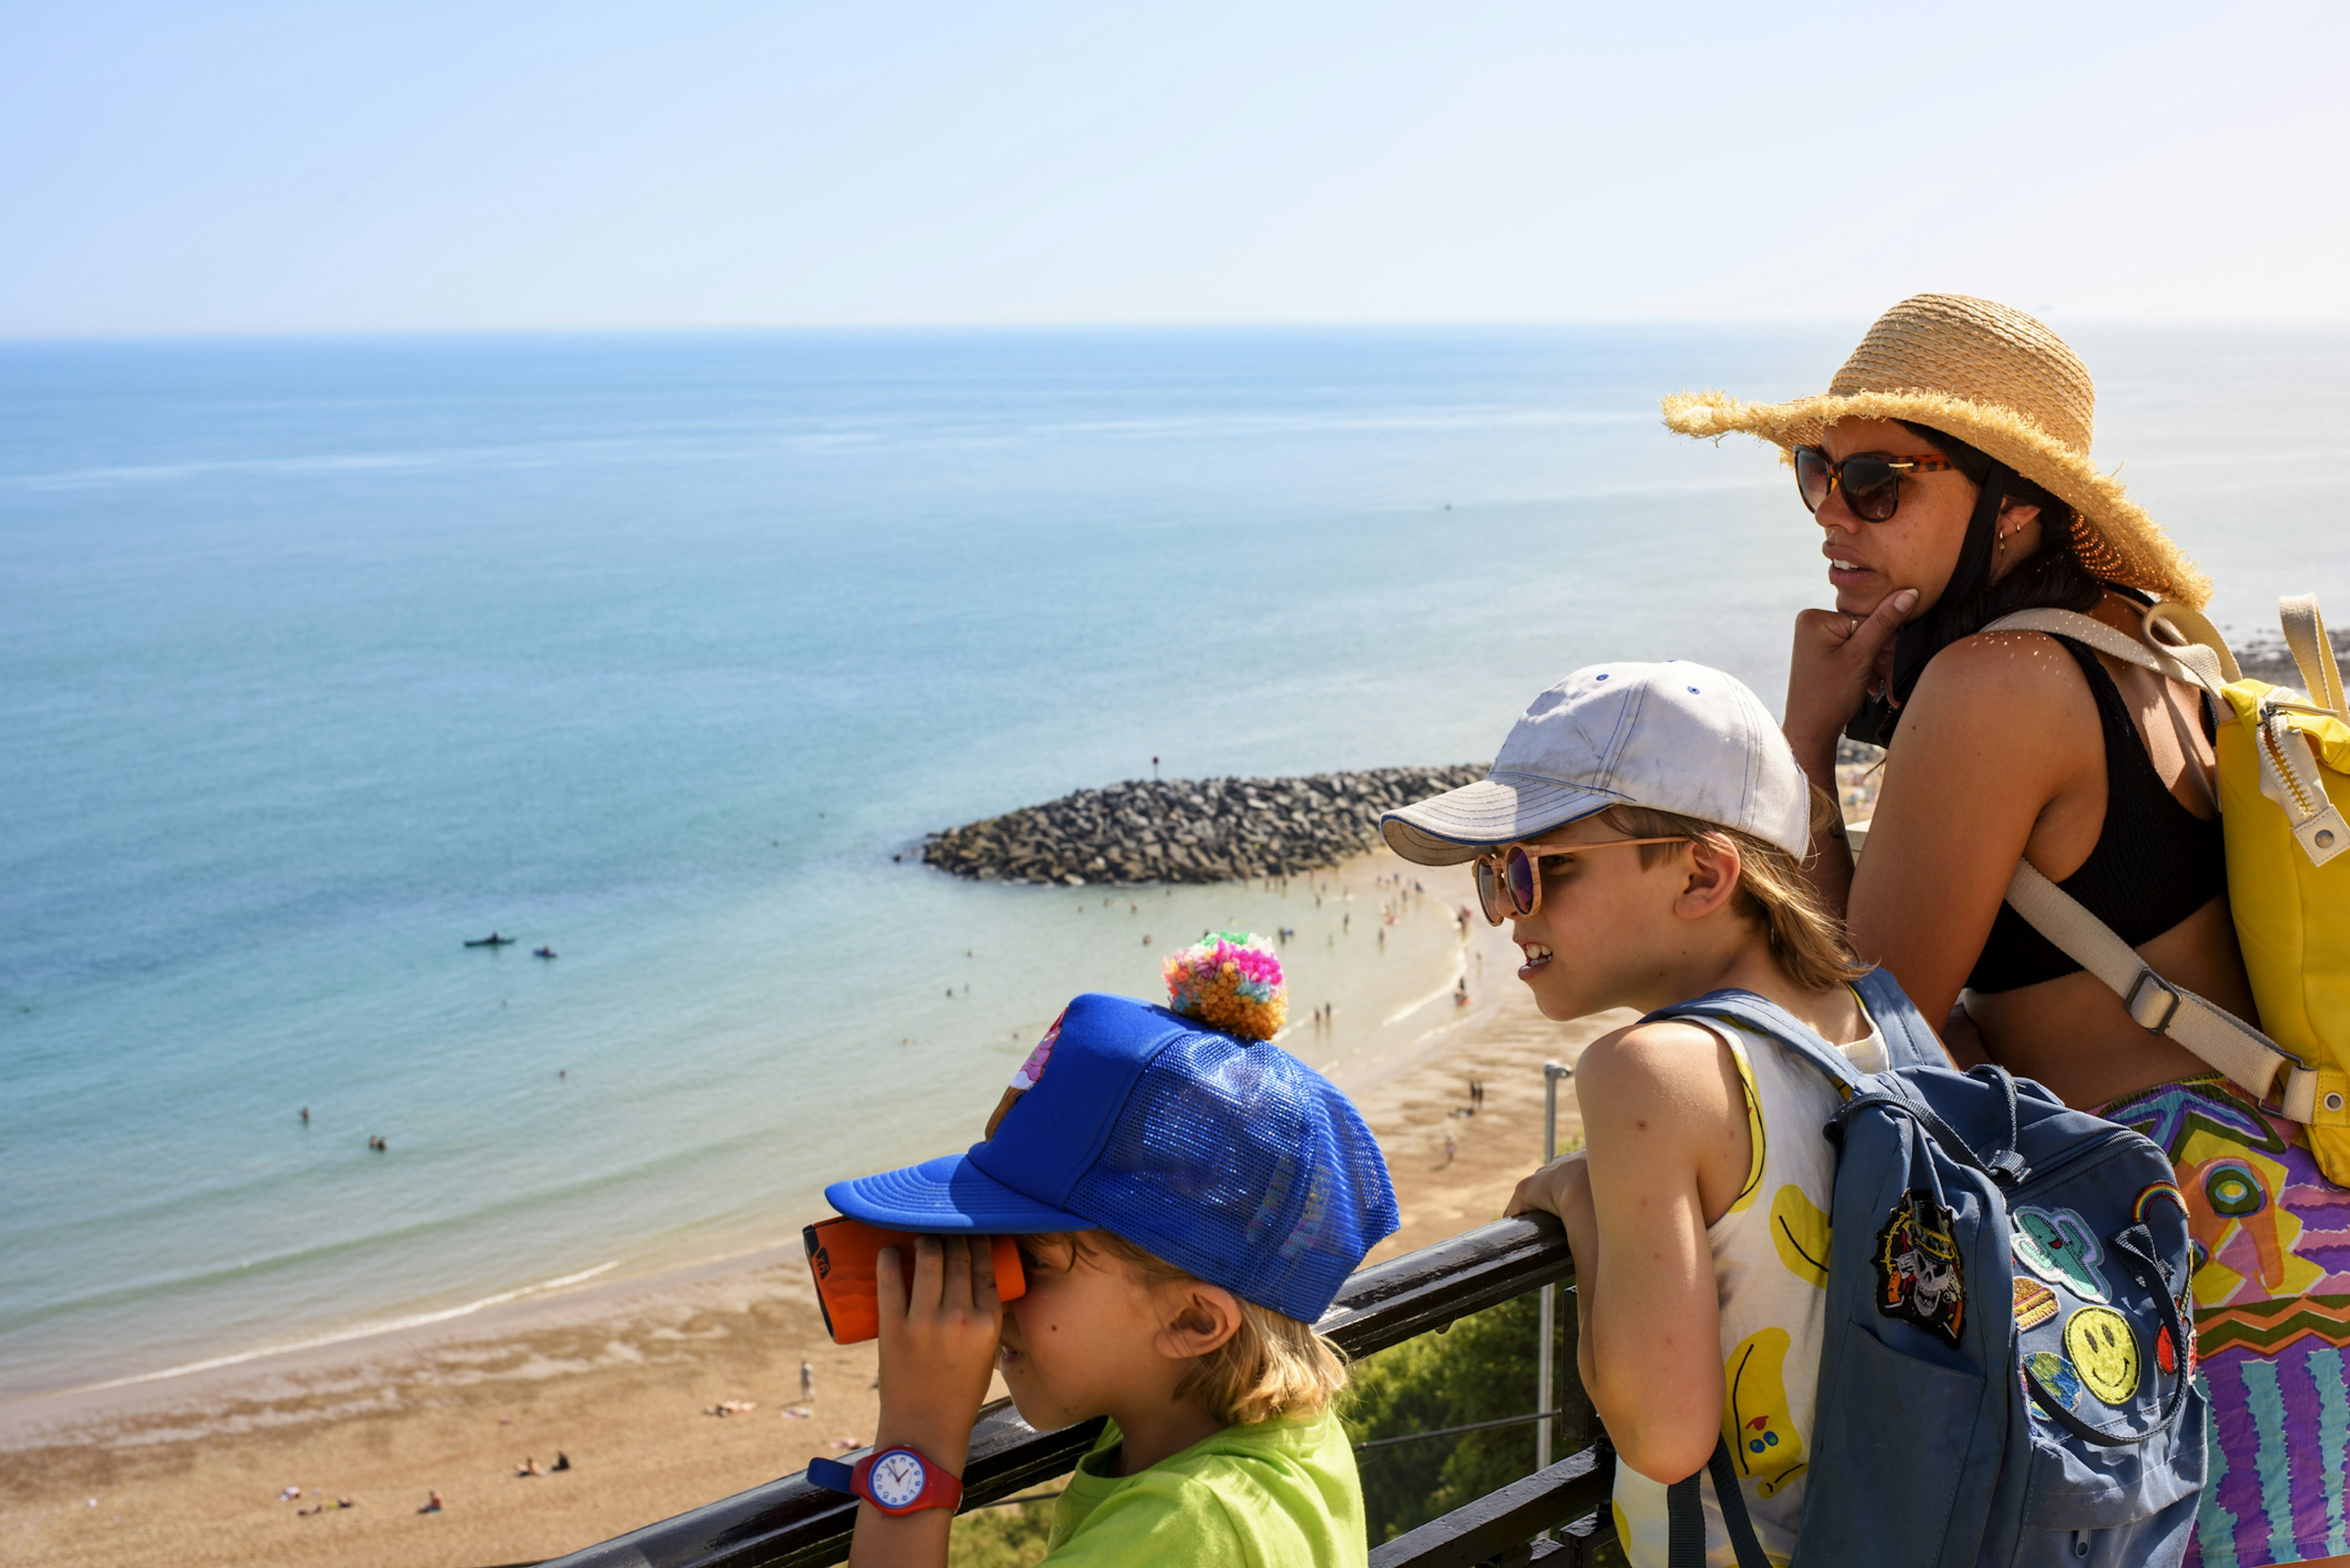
1536,1059,1572,1494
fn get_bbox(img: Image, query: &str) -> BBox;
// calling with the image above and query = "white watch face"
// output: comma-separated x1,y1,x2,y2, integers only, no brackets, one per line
870,1449,927,1509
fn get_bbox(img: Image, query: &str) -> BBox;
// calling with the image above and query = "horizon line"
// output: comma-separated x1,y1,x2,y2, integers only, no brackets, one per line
6,313,2349,348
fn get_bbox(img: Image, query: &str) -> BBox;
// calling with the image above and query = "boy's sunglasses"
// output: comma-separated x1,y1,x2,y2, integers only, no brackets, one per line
1793,446,1958,523
1472,836,1690,926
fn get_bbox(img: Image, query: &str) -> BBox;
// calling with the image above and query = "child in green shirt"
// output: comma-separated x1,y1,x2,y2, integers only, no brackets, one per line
811,945,1400,1568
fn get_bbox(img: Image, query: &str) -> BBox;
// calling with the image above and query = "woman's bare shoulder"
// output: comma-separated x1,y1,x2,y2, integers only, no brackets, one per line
1894,628,2101,761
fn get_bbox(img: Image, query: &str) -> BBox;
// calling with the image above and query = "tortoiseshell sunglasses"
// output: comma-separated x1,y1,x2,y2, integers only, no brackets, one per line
1472,836,1690,926
1794,446,1958,523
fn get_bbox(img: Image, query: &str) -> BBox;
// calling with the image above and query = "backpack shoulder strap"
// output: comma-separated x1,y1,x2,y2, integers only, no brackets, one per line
2143,600,2245,684
1850,966,1948,1070
2280,594,2346,714
1643,987,1868,1096
1666,1435,1770,1568
1986,606,2233,704
2002,859,2322,1122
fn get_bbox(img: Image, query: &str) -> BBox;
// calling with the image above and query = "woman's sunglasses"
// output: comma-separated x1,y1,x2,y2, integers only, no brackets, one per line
1794,446,1957,523
1471,836,1690,926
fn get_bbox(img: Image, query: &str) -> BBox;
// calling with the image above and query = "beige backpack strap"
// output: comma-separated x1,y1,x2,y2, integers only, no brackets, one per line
2004,861,2321,1121
2143,600,2244,684
1985,607,2232,703
2279,594,2346,715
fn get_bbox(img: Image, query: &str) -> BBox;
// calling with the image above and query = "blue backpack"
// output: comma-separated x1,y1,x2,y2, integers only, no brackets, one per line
1653,968,2206,1568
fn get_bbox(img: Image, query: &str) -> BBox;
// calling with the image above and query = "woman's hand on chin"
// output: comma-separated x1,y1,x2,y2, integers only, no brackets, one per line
1784,588,1917,772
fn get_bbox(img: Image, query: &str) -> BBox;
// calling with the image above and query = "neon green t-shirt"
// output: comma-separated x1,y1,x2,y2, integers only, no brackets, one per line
1045,1406,1367,1568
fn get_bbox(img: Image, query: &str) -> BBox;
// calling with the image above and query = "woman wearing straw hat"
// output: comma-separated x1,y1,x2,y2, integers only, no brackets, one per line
1668,294,2347,1568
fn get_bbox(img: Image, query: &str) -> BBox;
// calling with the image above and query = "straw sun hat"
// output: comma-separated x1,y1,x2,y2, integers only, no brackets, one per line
1662,293,2211,608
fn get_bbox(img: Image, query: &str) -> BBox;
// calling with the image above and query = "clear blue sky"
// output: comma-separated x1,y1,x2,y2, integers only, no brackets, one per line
5,1,2347,336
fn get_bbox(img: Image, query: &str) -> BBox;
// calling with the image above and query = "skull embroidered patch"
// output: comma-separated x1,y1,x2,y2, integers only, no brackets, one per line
1873,1190,1967,1343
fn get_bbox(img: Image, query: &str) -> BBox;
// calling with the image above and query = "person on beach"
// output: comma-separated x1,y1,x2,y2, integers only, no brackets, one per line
1379,661,1914,1566
813,939,1397,1568
1667,294,2348,1567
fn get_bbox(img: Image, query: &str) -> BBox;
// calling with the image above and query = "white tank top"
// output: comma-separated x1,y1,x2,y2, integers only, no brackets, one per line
1608,988,1887,1568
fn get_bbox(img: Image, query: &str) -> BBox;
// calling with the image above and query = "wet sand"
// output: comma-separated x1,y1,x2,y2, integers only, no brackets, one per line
0,857,1614,1568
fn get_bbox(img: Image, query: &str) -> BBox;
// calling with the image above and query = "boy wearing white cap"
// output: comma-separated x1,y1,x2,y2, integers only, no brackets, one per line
1382,660,1941,1567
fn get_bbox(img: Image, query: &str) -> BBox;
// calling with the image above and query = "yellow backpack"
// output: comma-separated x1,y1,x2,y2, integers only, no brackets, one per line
1988,596,2350,1183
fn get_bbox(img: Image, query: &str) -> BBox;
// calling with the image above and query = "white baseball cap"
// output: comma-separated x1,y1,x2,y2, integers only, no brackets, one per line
1381,660,1811,865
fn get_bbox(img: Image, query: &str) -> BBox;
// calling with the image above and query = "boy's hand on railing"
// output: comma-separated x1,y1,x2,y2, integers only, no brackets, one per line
1507,1152,1595,1266
1505,1151,1587,1225
873,1236,1002,1475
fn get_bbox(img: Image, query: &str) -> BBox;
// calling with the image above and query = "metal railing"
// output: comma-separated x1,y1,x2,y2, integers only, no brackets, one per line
539,1215,1611,1568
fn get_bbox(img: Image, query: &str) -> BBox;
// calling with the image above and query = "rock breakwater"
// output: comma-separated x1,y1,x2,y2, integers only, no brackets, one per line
922,766,1486,886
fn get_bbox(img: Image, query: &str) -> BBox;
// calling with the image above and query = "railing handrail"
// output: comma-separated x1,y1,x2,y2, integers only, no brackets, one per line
537,1215,1575,1568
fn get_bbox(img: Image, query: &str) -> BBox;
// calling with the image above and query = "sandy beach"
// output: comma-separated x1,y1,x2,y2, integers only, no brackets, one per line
1,755,1889,1568
1,849,1621,1568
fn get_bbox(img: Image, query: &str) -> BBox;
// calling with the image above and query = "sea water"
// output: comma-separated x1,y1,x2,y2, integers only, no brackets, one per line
3,326,2346,1405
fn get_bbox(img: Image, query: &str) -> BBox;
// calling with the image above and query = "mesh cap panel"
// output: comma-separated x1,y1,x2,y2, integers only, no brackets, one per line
1067,1032,1398,1322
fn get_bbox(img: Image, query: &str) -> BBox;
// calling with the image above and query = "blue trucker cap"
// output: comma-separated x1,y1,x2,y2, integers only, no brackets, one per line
824,991,1400,1323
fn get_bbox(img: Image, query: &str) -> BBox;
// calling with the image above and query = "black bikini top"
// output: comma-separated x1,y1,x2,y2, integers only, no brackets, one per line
1966,637,2226,995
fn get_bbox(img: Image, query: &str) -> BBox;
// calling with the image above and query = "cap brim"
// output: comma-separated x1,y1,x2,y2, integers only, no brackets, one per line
1379,774,1619,865
825,1151,1093,1234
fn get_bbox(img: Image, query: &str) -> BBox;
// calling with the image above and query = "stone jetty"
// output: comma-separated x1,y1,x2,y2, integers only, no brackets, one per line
921,766,1486,886
2240,627,2350,688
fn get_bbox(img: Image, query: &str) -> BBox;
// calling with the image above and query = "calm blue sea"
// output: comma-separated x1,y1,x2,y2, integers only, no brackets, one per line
3,326,2345,1403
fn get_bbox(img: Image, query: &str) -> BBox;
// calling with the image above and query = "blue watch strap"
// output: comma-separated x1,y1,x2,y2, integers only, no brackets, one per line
808,1456,857,1495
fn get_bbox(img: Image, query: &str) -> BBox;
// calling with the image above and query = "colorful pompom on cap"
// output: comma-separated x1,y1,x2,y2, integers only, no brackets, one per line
1162,930,1286,1040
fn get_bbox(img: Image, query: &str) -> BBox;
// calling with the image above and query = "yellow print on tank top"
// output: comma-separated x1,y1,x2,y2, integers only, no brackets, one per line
1726,1042,1766,1216
1721,1326,1807,1498
1769,1183,1832,1289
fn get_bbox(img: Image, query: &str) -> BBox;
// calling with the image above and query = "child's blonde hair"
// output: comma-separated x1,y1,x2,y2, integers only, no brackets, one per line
1020,1230,1348,1427
1597,790,1868,993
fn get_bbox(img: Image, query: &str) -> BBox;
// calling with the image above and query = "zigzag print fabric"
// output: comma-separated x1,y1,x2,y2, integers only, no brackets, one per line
2103,1075,2350,1566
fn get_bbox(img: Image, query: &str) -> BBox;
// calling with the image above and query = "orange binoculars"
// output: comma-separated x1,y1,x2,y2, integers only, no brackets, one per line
801,1216,1028,1345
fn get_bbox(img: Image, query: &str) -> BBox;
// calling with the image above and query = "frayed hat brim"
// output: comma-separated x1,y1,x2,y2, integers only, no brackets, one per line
1662,387,2210,609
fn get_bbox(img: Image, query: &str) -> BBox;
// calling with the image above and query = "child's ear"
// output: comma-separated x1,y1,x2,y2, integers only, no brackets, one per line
1671,833,1744,922
1154,1283,1243,1362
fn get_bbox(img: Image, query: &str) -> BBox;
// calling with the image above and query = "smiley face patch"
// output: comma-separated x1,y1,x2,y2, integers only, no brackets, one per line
2063,1306,2143,1405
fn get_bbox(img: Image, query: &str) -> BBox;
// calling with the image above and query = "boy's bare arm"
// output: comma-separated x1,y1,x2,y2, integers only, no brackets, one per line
1564,1020,1743,1485
846,1238,1002,1568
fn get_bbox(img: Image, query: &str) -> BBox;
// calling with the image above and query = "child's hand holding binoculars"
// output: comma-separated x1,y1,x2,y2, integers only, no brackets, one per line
871,1236,1004,1479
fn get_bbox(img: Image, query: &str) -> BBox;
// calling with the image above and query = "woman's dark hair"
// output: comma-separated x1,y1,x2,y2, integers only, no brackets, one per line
1896,420,2108,650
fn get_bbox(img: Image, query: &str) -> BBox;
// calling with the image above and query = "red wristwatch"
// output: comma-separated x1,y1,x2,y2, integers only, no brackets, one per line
808,1446,964,1516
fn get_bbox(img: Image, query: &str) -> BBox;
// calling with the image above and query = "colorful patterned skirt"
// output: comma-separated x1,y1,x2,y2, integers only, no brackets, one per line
2102,1075,2350,1567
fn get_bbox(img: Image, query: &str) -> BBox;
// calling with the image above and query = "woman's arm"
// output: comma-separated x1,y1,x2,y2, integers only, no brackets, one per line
1512,1020,1748,1484
1845,633,2095,1025
1781,590,1917,917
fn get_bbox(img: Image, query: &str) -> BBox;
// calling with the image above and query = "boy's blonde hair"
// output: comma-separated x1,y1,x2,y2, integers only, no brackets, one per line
1597,790,1868,993
1020,1230,1348,1427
